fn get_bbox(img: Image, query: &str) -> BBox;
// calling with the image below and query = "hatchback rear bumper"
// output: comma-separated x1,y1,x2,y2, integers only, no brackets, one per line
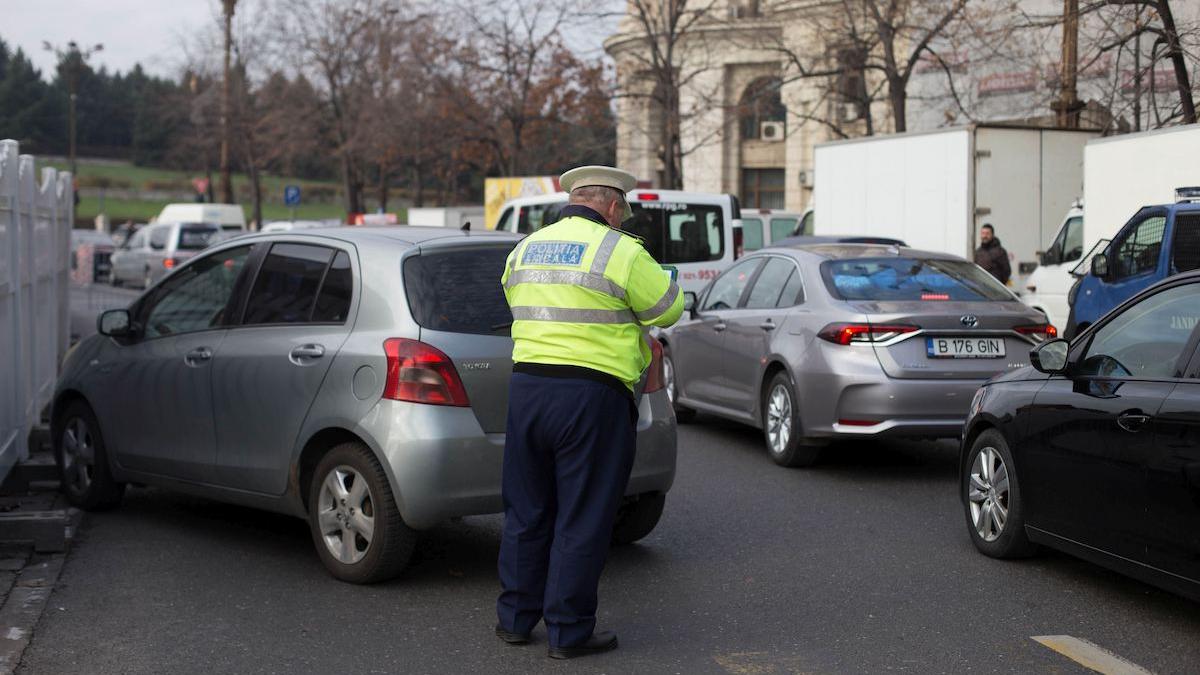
359,391,678,529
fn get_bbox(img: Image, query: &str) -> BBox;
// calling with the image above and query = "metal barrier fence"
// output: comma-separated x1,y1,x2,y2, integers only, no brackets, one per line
0,140,73,483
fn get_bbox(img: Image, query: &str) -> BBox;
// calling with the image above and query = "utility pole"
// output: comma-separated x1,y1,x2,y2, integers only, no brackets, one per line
220,0,237,205
42,40,103,177
1052,0,1083,128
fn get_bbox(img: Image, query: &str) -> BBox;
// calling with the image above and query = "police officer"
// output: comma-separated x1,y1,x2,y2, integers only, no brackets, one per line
495,166,684,659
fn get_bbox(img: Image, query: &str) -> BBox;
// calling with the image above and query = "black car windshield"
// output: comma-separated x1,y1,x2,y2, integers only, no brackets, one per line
821,257,1012,302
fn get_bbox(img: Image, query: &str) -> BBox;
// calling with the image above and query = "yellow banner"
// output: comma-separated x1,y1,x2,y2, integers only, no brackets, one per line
484,176,559,229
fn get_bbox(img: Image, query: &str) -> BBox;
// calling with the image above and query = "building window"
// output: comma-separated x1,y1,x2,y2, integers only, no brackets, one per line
742,168,786,209
740,77,785,140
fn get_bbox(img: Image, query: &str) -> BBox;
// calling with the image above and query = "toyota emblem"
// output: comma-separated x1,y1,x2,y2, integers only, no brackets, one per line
960,315,979,327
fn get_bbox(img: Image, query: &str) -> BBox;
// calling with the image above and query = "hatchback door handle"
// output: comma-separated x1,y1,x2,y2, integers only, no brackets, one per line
713,322,727,333
1117,412,1152,433
290,344,326,360
184,347,213,366
760,320,776,331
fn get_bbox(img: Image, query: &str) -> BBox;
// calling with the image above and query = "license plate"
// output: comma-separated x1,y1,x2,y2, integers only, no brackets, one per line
926,337,1005,359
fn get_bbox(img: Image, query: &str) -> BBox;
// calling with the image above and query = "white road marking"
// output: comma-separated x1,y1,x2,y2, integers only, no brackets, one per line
1032,635,1154,675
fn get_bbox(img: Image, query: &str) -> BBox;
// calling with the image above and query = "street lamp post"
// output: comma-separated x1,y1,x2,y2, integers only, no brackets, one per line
220,0,237,205
42,40,103,177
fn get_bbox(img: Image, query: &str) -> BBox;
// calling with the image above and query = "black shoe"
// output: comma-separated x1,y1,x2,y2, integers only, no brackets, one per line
495,623,531,645
547,631,618,659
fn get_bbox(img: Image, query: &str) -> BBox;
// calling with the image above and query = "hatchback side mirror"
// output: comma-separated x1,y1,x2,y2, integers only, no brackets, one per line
98,309,133,338
1030,338,1070,374
1091,253,1109,278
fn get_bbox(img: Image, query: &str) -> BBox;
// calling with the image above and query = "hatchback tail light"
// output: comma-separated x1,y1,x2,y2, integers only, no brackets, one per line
817,323,918,346
1014,323,1058,342
163,257,179,270
382,338,470,406
644,339,666,393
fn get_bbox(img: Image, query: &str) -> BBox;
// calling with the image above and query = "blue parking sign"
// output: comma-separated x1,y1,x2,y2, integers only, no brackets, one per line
284,185,301,207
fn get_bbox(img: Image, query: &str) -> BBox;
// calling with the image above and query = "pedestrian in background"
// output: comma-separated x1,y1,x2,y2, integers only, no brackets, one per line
975,223,1011,284
495,165,684,659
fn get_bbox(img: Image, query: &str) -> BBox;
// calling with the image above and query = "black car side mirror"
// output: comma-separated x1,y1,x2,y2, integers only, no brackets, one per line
1090,253,1109,278
683,291,698,319
97,309,133,338
1030,338,1070,374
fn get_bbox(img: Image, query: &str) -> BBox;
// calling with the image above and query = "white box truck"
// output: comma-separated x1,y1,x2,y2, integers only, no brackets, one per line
1023,124,1200,330
813,124,1098,297
406,206,485,229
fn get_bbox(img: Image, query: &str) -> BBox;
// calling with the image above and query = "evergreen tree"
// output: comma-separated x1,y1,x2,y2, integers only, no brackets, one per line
0,47,53,150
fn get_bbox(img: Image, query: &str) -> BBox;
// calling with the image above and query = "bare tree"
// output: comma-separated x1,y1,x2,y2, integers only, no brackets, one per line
612,0,722,189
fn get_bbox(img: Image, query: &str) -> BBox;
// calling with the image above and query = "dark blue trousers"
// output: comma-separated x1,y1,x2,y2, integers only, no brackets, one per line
496,373,637,648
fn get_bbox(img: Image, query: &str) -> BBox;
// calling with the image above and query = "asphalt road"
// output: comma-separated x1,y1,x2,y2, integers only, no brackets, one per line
17,414,1200,674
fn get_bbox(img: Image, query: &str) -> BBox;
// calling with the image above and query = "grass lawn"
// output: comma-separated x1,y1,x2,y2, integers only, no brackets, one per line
42,157,365,225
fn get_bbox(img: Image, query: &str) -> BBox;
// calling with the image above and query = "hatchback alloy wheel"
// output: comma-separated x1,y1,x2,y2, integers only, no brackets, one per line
766,384,792,454
61,416,95,494
968,445,1009,542
317,466,375,565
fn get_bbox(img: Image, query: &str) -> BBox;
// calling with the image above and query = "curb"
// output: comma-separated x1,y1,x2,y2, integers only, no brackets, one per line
0,554,66,674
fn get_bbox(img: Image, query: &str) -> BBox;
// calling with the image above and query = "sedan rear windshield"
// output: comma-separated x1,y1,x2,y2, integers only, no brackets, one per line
403,246,515,335
821,257,1012,302
177,224,221,250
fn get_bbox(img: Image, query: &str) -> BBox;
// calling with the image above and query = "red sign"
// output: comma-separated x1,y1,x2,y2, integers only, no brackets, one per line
192,177,210,195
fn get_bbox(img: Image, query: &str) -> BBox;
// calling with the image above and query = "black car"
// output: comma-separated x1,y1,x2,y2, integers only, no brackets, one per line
961,270,1200,600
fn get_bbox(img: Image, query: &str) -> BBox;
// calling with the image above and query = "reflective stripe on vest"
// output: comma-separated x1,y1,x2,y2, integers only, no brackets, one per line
510,305,637,324
505,269,626,300
634,283,680,321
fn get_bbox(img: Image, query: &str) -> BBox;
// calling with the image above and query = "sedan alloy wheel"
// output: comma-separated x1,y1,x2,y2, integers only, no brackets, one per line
766,383,792,455
968,446,1009,542
61,416,95,494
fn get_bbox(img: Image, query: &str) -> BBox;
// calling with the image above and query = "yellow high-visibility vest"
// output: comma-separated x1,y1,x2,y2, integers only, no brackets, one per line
501,212,684,390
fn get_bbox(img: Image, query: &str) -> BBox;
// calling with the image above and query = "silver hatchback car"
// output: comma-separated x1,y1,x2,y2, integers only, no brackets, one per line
661,243,1053,466
54,227,677,583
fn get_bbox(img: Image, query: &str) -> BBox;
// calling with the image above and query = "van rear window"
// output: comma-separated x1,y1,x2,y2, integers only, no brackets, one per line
624,203,724,264
178,224,220,250
404,246,515,335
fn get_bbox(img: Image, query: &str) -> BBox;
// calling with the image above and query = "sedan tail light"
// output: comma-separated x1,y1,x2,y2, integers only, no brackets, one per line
644,339,666,393
817,323,918,346
1014,323,1058,342
383,338,470,406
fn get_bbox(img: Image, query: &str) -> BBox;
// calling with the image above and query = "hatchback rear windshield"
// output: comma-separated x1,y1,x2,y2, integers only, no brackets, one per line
821,257,1013,302
403,246,515,335
177,224,221,250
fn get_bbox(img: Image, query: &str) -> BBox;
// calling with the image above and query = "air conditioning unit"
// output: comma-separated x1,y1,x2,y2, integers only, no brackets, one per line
760,121,785,142
839,103,860,122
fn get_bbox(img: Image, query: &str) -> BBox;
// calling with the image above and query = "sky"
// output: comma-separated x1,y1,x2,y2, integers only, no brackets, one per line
2,0,217,78
2,0,619,81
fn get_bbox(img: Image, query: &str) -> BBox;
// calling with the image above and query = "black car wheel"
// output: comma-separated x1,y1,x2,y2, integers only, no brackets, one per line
308,442,416,584
762,371,821,467
963,429,1037,558
54,400,125,510
612,492,665,545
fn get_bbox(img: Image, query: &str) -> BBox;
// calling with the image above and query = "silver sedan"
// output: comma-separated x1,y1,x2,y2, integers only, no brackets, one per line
53,227,677,583
661,243,1054,466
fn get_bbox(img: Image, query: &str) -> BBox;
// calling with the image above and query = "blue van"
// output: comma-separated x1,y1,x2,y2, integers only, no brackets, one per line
1069,188,1200,336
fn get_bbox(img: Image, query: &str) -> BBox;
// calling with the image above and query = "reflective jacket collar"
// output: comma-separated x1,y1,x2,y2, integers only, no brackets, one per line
559,204,610,228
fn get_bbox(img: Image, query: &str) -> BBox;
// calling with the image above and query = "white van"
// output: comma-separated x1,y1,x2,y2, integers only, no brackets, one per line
738,208,811,252
493,189,741,294
154,203,246,231
1019,202,1084,330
